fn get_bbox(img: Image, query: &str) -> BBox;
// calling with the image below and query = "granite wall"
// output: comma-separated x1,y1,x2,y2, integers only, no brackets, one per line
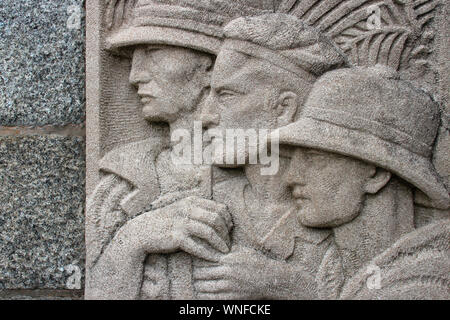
0,0,86,299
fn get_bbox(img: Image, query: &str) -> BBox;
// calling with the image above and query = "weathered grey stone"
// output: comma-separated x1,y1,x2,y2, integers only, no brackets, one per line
0,289,84,300
86,0,449,300
0,136,85,289
275,67,449,299
0,0,85,126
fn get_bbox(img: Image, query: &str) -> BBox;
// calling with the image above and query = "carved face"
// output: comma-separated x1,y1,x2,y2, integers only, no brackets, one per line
129,45,212,123
202,49,311,166
283,147,375,228
204,50,279,130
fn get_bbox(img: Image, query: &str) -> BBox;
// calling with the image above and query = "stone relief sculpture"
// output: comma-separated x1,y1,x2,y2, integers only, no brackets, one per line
86,0,449,300
194,13,346,299
275,67,449,299
87,0,275,300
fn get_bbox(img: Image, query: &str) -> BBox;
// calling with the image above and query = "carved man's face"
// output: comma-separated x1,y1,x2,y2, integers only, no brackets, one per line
283,147,375,228
204,50,280,131
202,49,311,166
129,45,212,123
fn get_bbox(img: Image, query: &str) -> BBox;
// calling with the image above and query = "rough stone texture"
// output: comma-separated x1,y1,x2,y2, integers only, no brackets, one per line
0,0,85,126
0,289,84,300
0,136,85,289
276,67,450,299
86,1,449,300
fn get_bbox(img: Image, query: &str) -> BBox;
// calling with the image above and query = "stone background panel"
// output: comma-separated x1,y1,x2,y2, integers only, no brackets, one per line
0,136,85,289
0,0,85,126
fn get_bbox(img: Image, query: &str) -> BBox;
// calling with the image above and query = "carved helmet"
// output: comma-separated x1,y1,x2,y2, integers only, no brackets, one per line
105,0,273,55
275,66,449,209
222,13,347,80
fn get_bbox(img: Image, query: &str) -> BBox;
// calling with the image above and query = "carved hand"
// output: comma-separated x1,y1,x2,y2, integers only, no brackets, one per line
115,196,233,262
193,246,317,300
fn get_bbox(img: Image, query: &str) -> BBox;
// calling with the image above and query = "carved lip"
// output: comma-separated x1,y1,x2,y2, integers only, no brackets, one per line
291,187,309,206
292,186,307,198
139,94,156,104
294,198,309,208
204,127,222,140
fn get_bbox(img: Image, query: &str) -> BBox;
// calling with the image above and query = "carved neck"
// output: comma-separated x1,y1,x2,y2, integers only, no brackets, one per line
333,177,415,278
244,159,291,203
168,112,199,136
168,87,209,137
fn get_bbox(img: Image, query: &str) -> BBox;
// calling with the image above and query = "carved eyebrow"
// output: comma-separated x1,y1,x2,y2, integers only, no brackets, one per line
215,86,245,95
211,78,245,93
211,71,252,94
304,149,329,156
211,59,254,92
144,44,166,50
305,148,324,154
305,149,348,160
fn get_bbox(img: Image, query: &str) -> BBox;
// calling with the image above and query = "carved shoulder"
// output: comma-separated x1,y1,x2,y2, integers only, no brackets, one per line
99,137,164,187
99,138,165,217
341,221,450,300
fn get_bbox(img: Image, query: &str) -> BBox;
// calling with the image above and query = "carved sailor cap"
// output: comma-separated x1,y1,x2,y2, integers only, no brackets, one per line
106,0,273,55
223,13,347,82
275,66,449,209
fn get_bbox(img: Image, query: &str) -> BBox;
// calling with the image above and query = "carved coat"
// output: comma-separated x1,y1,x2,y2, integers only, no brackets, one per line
316,221,450,300
87,137,211,299
88,143,333,299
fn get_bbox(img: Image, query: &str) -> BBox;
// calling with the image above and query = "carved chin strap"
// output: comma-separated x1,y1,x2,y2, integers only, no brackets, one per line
222,39,317,84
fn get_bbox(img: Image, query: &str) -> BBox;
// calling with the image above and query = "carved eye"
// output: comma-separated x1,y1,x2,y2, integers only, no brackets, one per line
217,90,237,103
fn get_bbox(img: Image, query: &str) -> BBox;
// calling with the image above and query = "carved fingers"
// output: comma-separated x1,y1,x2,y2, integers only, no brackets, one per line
86,174,132,268
173,196,233,261
117,196,233,261
193,266,244,299
181,196,233,231
192,247,269,299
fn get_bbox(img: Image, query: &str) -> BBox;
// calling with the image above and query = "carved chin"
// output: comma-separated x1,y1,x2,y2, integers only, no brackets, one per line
298,206,360,229
210,152,246,169
142,105,176,123
297,205,337,229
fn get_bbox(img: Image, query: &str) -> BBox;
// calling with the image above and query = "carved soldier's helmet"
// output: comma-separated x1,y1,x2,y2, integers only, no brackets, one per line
105,0,274,55
222,13,348,81
275,66,450,209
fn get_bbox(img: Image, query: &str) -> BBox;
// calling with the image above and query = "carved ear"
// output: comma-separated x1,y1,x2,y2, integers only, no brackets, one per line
364,168,392,194
199,56,214,87
276,91,298,127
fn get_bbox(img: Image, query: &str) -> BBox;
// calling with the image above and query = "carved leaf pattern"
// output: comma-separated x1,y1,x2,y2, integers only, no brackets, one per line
340,221,450,299
315,243,345,300
86,174,130,268
105,0,440,71
105,0,138,29
280,0,439,71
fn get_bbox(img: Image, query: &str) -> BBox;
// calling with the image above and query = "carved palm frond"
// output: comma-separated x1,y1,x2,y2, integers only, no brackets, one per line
340,221,450,299
316,243,345,300
280,0,440,71
105,0,138,30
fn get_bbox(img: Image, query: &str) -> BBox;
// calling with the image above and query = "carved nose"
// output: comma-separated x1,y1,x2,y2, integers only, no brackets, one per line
283,158,306,187
129,48,152,86
129,68,152,87
291,185,307,198
200,93,220,127
200,113,220,127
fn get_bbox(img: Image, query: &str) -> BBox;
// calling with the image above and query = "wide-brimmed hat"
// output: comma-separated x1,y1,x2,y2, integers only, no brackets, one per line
275,67,449,209
105,0,271,55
